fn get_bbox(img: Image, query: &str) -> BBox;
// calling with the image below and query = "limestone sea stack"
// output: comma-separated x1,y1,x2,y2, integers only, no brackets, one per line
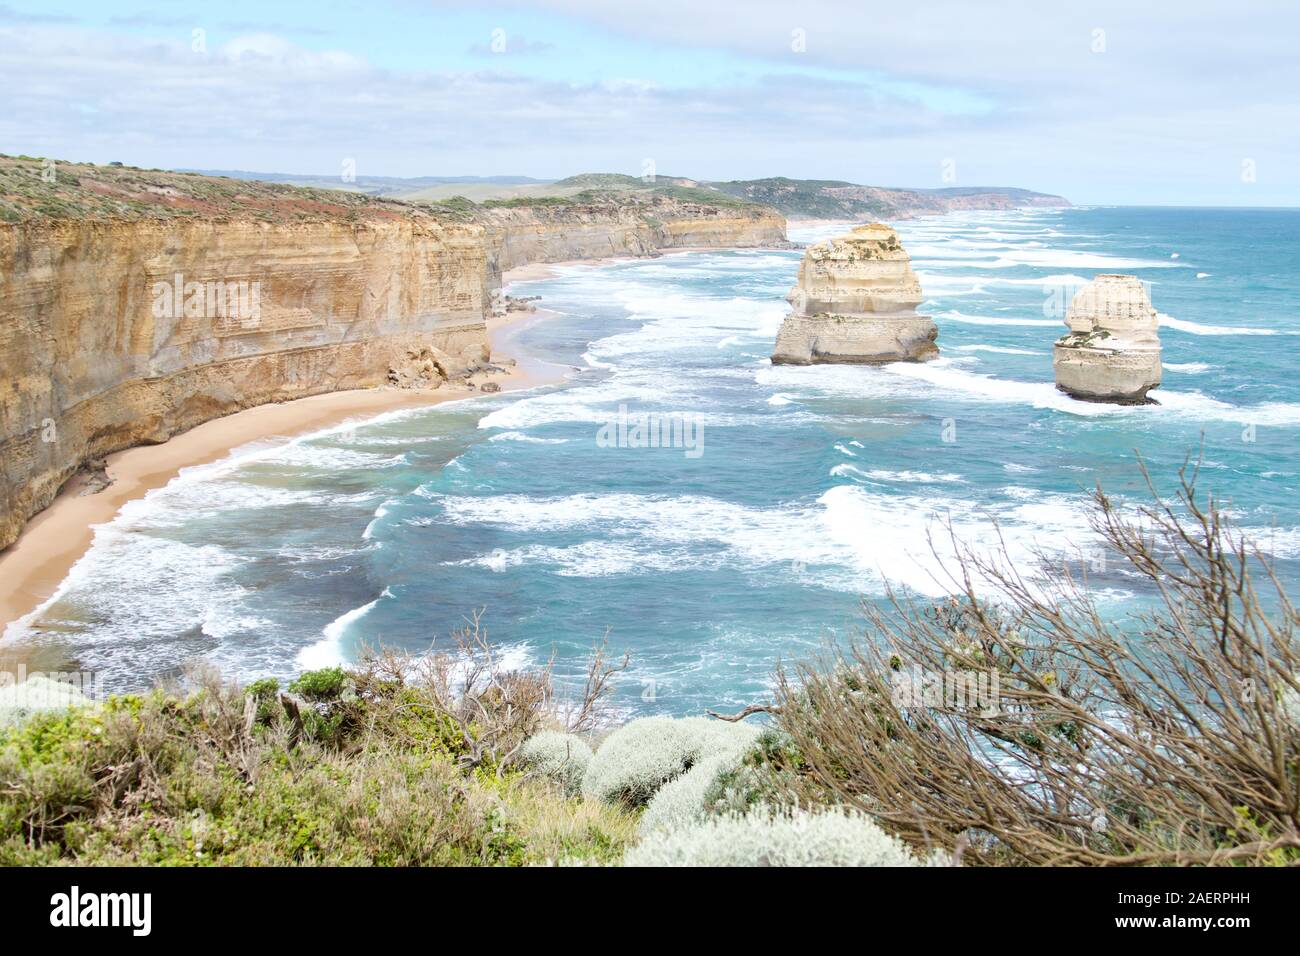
771,223,938,365
1053,274,1162,404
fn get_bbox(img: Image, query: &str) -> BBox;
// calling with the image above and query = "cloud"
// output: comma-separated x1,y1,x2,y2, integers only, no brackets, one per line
1,5,1296,204
494,0,1299,109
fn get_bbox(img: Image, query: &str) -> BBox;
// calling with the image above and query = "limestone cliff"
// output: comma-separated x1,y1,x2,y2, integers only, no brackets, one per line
1053,274,1161,404
0,157,788,550
771,223,938,365
480,195,785,275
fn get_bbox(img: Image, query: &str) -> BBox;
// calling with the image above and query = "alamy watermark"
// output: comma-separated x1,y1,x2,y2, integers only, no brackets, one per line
891,667,1000,716
50,886,150,936
1,665,102,699
596,404,704,459
151,272,261,328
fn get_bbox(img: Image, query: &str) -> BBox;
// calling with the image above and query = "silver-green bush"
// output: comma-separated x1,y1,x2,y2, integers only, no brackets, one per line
625,808,926,867
519,730,593,796
638,751,740,835
581,716,757,808
638,721,761,834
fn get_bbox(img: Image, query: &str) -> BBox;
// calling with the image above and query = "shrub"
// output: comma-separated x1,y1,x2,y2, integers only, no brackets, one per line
625,808,926,867
639,751,740,835
520,731,593,796
288,667,350,701
363,611,552,772
772,462,1300,865
0,637,631,865
700,728,812,818
581,716,757,808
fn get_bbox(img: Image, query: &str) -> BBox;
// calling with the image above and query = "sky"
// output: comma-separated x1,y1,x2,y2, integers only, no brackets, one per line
1,1,1296,205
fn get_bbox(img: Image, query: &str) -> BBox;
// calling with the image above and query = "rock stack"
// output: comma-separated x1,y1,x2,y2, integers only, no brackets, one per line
771,223,938,365
1053,274,1161,404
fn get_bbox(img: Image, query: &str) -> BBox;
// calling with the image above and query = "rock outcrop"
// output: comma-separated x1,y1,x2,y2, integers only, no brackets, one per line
1053,274,1161,404
771,223,938,365
0,157,790,551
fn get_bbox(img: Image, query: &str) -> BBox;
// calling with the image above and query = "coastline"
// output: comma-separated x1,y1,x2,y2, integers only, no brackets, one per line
0,314,570,660
1,239,780,667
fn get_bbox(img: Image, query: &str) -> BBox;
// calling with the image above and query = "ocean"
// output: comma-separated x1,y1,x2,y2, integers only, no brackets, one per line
10,206,1300,715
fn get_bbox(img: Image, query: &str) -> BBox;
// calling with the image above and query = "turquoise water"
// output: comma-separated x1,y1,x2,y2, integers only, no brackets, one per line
10,206,1300,714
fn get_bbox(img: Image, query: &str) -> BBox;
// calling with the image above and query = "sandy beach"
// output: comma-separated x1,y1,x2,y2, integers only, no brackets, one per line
0,314,569,661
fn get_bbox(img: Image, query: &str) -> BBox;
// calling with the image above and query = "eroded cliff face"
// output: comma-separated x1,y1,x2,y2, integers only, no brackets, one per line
0,159,789,550
481,196,786,275
772,223,938,365
1053,274,1162,404
0,215,492,550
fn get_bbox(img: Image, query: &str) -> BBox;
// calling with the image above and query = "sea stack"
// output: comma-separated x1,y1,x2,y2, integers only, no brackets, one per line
771,223,938,365
1053,274,1162,404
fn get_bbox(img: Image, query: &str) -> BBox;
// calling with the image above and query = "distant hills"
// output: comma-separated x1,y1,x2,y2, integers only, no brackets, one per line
185,168,1069,220
705,178,1069,220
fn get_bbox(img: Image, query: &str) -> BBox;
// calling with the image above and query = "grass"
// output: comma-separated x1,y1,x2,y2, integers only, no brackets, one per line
0,156,769,226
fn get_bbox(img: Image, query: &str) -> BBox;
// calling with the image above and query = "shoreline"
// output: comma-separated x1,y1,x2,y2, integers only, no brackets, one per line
0,314,571,661
1,239,775,668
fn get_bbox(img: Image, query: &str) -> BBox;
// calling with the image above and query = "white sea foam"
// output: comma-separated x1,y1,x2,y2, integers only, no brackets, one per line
830,464,965,485
983,273,1091,289
1,529,254,663
452,541,724,577
864,469,965,483
297,591,389,669
938,310,1062,328
916,248,1179,270
257,443,403,472
476,367,790,431
913,272,986,296
759,357,1300,426
949,344,1043,356
1158,313,1284,336
430,487,1109,597
362,500,395,541
488,430,569,444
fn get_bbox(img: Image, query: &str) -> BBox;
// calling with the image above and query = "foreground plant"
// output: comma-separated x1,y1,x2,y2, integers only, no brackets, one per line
0,621,634,866
772,460,1300,865
624,807,927,867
